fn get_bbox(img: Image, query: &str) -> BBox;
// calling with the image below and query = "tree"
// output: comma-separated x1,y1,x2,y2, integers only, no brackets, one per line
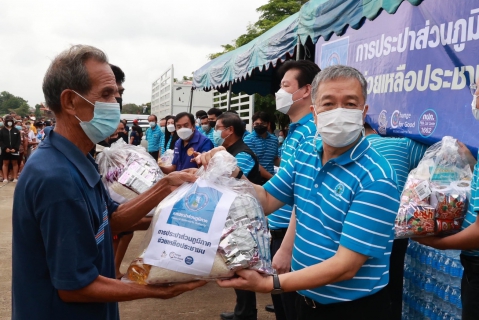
0,91,31,116
34,104,42,118
121,103,140,114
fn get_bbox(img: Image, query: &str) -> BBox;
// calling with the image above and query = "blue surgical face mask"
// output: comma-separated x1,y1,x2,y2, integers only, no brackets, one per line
149,122,156,128
0,122,3,127
213,129,225,146
15,126,23,130
72,90,120,144
160,126,165,133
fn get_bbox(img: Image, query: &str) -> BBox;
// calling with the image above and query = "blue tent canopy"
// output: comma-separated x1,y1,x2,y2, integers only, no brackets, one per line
193,0,424,94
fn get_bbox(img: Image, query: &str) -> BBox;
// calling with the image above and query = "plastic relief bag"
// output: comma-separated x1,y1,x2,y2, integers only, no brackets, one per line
96,139,164,210
395,136,472,239
125,150,273,284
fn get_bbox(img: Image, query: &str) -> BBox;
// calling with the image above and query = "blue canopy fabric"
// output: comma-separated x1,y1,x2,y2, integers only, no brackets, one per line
193,13,299,95
193,0,424,94
298,0,423,44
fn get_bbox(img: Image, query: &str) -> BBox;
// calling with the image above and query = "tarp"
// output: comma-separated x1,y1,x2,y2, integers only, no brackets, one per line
315,0,479,153
192,13,299,95
298,0,423,44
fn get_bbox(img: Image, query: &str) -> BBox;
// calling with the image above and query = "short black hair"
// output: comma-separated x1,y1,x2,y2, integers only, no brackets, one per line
200,115,208,120
252,111,272,124
149,114,158,122
217,112,245,137
207,107,223,117
278,60,321,88
225,110,238,114
110,64,125,84
174,112,195,126
195,110,207,118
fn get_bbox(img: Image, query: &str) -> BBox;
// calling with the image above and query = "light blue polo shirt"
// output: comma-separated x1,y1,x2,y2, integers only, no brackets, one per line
236,152,255,176
159,129,166,155
366,134,428,192
264,137,400,304
201,127,217,147
145,125,163,152
462,152,479,257
244,131,278,175
268,113,316,230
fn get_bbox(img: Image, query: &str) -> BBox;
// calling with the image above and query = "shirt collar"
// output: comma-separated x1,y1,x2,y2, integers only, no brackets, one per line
290,113,314,132
316,136,370,166
44,127,100,187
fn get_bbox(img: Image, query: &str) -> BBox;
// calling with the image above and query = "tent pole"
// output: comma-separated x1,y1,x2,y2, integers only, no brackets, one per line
227,82,232,111
188,87,194,113
296,35,301,61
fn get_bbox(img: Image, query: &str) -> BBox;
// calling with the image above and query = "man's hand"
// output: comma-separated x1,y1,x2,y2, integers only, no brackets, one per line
457,141,477,172
217,269,273,293
272,248,292,274
194,146,226,168
5,148,10,153
414,236,446,250
163,171,197,192
150,281,207,299
10,149,16,153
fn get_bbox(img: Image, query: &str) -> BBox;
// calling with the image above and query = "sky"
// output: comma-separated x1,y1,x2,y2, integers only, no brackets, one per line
0,0,265,107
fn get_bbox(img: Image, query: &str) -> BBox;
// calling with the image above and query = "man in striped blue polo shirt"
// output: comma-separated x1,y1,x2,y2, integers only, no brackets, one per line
199,115,216,147
268,60,320,320
416,82,479,320
205,65,400,319
364,123,428,320
244,111,279,185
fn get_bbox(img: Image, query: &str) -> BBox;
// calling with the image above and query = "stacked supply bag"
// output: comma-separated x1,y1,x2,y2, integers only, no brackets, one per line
403,242,463,320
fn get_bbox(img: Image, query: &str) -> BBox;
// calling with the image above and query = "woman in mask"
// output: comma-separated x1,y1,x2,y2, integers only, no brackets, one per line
129,122,143,146
277,129,287,158
0,115,21,183
15,121,28,178
164,115,179,151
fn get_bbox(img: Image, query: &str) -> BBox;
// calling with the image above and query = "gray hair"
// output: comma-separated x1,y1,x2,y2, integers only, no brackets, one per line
42,45,108,113
311,65,367,105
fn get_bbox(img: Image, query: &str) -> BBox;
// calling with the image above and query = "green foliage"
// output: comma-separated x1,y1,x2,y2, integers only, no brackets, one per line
34,104,42,118
0,91,31,117
253,94,290,130
121,103,140,114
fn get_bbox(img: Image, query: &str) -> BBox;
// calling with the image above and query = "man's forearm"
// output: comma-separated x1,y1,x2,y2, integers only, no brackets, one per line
110,179,171,234
280,210,297,254
259,165,273,180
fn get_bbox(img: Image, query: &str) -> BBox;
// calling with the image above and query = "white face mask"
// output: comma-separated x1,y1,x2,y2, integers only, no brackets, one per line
472,95,479,120
167,124,175,132
275,88,303,114
149,122,156,128
315,107,364,148
177,127,193,140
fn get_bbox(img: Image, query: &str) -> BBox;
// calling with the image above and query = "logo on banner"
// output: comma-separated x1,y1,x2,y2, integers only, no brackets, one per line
185,193,208,211
391,110,401,129
378,110,388,134
419,109,438,138
320,37,349,70
185,256,194,265
388,110,415,134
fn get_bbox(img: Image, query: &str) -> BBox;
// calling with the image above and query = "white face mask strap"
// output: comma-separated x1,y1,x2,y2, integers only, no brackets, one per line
71,90,94,106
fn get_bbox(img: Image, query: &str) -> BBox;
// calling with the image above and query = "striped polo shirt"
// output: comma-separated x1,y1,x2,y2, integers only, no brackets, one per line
461,152,479,257
264,137,400,303
244,131,278,175
236,152,255,176
366,134,428,192
267,113,316,230
159,131,166,155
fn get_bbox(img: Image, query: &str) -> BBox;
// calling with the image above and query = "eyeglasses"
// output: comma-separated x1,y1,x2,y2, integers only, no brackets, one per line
214,125,228,130
470,83,478,96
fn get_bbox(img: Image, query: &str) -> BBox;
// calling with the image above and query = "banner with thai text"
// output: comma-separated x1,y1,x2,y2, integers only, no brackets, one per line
315,0,479,154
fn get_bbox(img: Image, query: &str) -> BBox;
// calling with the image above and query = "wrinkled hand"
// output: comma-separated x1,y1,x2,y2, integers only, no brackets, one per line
5,148,10,153
272,248,292,274
150,280,207,299
217,269,272,293
182,168,198,175
194,147,226,168
163,171,197,191
413,236,445,250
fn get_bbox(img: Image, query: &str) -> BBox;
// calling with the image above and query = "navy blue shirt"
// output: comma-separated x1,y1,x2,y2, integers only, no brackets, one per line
172,129,214,171
12,128,119,320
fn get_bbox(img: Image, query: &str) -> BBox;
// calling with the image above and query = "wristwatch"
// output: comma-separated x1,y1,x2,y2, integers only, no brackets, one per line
235,168,244,179
271,274,283,294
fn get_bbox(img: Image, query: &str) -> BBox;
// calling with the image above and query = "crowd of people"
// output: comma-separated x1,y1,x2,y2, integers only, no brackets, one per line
10,43,479,320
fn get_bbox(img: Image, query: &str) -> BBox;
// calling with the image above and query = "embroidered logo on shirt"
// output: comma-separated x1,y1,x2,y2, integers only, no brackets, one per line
95,208,109,245
334,183,345,196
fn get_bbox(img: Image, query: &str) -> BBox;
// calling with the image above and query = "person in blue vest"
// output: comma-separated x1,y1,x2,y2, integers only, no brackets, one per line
244,111,279,184
11,44,205,320
198,65,400,320
199,114,216,147
160,112,213,174
364,122,428,320
416,82,479,320
145,114,163,162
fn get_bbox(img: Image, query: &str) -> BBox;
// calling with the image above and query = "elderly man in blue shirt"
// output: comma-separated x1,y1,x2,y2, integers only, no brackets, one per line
145,114,164,161
160,112,214,174
196,65,400,320
11,45,205,320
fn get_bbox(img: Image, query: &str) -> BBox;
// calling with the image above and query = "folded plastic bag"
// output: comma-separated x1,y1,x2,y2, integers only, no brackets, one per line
126,151,273,284
159,149,174,167
395,136,472,239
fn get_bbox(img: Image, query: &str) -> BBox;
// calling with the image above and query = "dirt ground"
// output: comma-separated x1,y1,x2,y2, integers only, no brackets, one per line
0,182,276,320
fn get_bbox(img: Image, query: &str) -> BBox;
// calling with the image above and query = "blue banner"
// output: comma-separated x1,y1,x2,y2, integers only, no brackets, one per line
315,0,479,154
